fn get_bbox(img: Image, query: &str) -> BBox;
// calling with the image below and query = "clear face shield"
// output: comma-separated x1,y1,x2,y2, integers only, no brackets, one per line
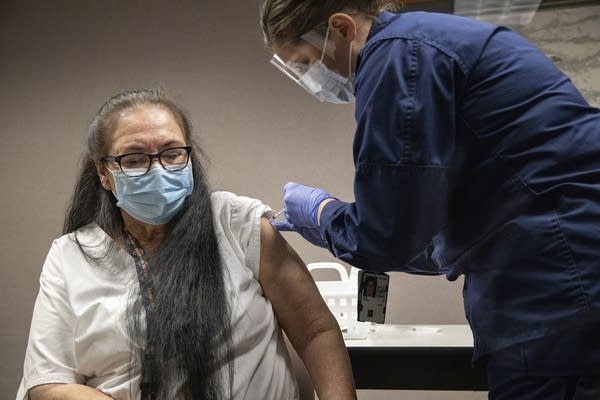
270,28,355,104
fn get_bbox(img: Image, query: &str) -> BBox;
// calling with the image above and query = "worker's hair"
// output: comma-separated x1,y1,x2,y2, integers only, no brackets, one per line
63,88,233,400
260,0,398,47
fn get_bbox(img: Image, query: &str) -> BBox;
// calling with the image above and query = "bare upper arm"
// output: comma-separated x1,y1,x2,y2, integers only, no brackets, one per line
258,218,338,356
28,383,114,400
29,384,65,400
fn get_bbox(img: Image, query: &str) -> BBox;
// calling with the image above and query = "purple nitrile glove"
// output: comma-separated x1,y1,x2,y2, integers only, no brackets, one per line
281,181,332,228
272,219,328,248
270,182,333,248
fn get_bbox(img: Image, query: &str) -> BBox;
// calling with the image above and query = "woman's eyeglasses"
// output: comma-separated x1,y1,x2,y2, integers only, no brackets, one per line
102,146,192,177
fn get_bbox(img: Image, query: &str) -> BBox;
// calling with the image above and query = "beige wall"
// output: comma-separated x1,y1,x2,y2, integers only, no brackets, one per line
1,1,597,399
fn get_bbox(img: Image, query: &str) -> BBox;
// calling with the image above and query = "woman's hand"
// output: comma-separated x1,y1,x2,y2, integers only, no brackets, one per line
258,217,357,400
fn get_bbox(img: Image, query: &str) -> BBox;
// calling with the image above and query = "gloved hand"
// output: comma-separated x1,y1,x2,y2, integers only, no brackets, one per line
271,182,333,247
273,220,328,248
280,181,332,227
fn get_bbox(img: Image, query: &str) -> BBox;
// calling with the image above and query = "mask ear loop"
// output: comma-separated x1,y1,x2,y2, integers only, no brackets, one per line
348,41,353,79
320,27,330,63
322,25,353,79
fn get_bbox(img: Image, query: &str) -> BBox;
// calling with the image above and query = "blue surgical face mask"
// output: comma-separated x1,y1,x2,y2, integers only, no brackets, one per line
109,163,194,225
298,28,355,104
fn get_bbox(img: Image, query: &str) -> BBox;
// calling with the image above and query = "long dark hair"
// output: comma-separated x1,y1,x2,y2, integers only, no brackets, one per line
63,89,233,399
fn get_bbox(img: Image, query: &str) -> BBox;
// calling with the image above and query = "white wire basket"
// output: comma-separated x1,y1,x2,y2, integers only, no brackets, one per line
307,262,371,340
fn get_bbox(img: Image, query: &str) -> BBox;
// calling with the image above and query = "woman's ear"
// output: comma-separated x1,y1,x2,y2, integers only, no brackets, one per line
328,13,357,42
95,161,113,191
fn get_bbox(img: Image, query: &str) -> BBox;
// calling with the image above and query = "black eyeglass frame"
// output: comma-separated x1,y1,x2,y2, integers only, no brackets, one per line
101,146,192,177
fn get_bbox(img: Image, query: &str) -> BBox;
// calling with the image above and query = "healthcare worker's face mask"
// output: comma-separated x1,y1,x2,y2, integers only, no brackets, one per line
109,163,194,225
271,28,355,104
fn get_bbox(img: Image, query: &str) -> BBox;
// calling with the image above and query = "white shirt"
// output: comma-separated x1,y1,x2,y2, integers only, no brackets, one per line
16,191,299,400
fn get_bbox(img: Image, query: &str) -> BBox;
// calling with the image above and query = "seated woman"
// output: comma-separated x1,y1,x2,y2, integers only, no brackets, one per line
16,89,356,400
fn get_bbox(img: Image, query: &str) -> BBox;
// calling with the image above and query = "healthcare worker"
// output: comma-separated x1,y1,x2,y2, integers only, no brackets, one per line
260,1,600,399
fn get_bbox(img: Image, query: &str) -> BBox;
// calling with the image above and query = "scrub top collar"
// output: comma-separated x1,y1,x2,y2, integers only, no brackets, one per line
356,11,398,73
367,11,397,41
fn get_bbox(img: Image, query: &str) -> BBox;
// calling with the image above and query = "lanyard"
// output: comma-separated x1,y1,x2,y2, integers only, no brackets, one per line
123,230,156,400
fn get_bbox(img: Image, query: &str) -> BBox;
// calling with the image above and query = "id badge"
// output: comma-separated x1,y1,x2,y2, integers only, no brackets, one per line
357,270,389,324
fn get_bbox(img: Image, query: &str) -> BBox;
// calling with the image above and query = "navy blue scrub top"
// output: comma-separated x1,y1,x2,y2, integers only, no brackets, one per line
318,11,600,362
